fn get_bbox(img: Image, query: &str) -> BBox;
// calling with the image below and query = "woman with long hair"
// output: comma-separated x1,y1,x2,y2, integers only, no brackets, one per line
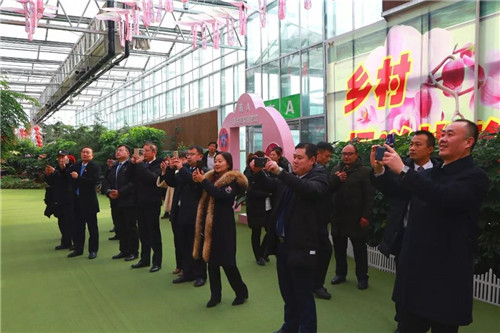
192,152,249,307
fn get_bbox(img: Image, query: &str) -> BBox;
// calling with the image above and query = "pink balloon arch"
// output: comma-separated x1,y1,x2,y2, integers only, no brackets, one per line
218,93,295,171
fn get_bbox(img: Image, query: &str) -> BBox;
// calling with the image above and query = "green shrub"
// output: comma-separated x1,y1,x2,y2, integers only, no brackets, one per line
0,175,46,189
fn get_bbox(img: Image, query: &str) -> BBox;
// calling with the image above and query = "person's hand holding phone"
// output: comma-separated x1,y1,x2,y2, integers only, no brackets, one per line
335,170,347,182
192,168,204,183
44,165,55,176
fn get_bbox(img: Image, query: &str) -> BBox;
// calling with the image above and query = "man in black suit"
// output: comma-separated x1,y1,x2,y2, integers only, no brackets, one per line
250,143,329,333
161,145,207,287
130,143,163,273
202,141,218,170
371,120,489,332
375,130,438,332
68,147,100,259
103,145,138,262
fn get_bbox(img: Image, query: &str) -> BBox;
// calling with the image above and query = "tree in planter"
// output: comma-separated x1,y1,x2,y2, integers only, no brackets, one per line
0,80,39,156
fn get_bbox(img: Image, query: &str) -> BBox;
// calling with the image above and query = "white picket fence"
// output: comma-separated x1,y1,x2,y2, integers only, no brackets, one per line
346,243,500,306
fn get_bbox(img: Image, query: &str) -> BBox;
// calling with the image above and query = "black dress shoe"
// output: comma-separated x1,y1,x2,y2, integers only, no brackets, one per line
124,254,137,261
232,296,246,306
112,252,126,259
314,287,332,300
331,275,346,285
69,246,76,251
131,261,150,269
109,227,115,232
256,258,266,266
67,251,83,258
108,235,119,240
193,278,206,287
358,279,369,290
88,252,97,259
173,276,194,284
55,244,71,250
150,265,161,273
206,297,221,308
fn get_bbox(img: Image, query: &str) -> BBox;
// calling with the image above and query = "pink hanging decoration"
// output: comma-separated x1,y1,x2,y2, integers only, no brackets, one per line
259,0,267,28
226,17,235,46
165,0,173,12
304,0,311,10
156,0,162,22
212,20,221,49
278,0,286,20
133,8,139,35
125,12,132,42
201,23,208,50
191,24,198,49
230,2,248,36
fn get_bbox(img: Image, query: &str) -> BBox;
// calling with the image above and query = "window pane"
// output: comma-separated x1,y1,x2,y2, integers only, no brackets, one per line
302,45,324,116
262,2,280,62
300,117,325,143
246,14,261,67
281,53,301,97
280,1,300,55
301,0,324,47
222,67,234,103
262,60,280,100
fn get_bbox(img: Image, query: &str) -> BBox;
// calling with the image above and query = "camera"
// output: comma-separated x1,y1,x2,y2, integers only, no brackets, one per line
134,148,144,155
254,157,267,168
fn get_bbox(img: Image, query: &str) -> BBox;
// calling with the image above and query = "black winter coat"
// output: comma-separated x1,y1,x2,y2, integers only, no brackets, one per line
44,164,74,217
71,160,100,213
372,155,489,326
253,165,329,258
330,158,375,238
193,170,248,266
244,166,271,229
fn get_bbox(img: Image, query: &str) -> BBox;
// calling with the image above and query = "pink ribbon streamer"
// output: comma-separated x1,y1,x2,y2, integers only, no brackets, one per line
278,0,286,20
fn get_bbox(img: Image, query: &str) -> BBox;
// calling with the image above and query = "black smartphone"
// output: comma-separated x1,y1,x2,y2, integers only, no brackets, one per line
254,157,267,167
375,147,386,161
386,133,395,147
195,160,204,171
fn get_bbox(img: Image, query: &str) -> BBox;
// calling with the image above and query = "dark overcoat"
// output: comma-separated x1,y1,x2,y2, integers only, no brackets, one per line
104,160,135,208
330,158,375,238
372,155,489,326
133,158,163,207
193,170,248,266
244,167,271,229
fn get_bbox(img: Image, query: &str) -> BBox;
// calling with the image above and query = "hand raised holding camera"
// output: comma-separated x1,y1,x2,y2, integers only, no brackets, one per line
192,168,204,183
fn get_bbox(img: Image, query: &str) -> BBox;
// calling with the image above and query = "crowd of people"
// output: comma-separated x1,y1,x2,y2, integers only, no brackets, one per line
43,119,489,333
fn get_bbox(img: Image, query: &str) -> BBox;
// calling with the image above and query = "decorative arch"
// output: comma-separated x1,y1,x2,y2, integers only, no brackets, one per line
218,93,295,171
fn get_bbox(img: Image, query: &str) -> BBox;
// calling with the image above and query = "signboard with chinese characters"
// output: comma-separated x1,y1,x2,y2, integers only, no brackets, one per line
327,1,499,141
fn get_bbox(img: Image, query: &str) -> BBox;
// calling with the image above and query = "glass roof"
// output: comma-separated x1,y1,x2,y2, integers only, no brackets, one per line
0,0,244,125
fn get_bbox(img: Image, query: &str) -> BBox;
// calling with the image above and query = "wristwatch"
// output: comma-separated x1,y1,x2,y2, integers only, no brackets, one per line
400,165,410,178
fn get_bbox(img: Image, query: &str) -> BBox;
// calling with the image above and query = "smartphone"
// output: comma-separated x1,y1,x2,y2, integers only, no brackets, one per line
134,148,144,155
386,133,395,147
375,146,386,161
254,157,267,167
172,151,178,158
196,160,204,171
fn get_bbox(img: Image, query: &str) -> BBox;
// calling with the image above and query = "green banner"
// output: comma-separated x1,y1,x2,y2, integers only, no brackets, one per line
264,94,300,119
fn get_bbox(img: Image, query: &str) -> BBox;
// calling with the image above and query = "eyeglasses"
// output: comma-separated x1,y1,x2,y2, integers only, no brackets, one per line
341,152,356,156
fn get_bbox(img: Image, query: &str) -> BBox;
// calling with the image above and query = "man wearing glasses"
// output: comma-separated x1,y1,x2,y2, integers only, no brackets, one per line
329,144,375,290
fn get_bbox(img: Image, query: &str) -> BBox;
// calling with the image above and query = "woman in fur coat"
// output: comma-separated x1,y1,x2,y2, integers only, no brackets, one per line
192,152,249,308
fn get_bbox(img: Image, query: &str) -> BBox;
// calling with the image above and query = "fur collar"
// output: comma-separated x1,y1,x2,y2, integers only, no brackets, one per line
204,170,248,191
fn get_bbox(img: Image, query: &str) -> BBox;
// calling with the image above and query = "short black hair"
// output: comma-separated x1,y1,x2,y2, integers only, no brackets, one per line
413,130,435,148
216,152,233,170
316,141,334,153
454,119,479,151
189,145,204,155
295,143,317,159
117,144,131,155
144,142,157,153
179,152,187,159
208,141,218,148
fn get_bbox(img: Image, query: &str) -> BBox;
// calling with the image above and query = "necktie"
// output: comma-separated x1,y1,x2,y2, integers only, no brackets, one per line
115,163,122,186
417,166,424,173
76,164,86,196
276,187,292,238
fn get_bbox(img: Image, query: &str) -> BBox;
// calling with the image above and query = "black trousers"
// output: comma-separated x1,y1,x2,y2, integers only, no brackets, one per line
180,224,206,280
74,199,99,253
137,204,162,266
332,234,368,280
111,205,138,256
314,232,332,290
398,305,458,333
250,226,268,261
57,204,74,247
276,242,317,333
207,262,246,300
171,219,183,270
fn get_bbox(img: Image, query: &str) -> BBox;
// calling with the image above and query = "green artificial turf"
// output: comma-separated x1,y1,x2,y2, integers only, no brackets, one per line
1,189,499,332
